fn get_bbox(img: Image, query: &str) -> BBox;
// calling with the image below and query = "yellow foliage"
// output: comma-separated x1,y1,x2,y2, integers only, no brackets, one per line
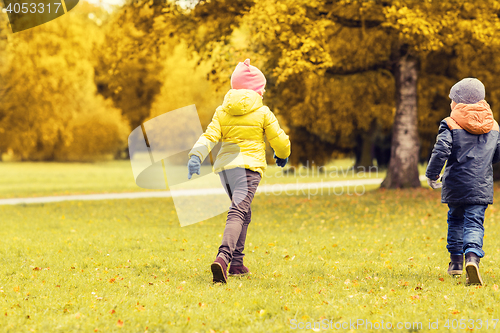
57,100,129,162
147,42,224,157
0,13,129,161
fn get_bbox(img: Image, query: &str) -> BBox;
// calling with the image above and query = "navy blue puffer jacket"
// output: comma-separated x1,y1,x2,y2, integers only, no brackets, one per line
426,100,500,205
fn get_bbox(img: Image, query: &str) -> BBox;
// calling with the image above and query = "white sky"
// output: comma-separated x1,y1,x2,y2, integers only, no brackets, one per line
84,0,127,12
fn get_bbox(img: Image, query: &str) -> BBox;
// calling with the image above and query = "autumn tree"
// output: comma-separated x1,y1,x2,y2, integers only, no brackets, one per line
94,0,182,131
0,12,129,161
96,0,500,176
212,0,500,188
146,42,225,160
219,0,395,168
174,1,398,167
0,14,9,160
374,1,498,187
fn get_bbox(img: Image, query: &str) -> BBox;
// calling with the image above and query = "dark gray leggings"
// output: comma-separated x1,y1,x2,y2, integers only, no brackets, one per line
217,168,261,265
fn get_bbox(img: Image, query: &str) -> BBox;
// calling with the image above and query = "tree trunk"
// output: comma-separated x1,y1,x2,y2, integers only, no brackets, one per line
493,163,500,181
381,52,421,188
354,119,379,169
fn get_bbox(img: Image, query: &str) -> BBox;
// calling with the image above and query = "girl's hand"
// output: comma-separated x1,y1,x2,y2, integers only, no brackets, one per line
188,155,201,179
273,153,289,168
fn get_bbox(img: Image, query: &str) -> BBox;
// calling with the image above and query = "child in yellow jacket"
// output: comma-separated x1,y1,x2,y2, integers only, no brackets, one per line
187,59,291,283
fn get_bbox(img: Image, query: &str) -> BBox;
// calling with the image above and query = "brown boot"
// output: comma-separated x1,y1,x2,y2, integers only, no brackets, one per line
465,252,483,286
228,264,249,277
211,257,228,283
447,254,463,276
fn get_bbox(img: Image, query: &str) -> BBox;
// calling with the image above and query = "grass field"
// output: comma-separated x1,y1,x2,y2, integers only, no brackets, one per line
0,160,391,199
1,160,500,332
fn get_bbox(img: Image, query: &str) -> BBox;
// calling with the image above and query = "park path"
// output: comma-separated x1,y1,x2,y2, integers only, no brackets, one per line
0,176,427,206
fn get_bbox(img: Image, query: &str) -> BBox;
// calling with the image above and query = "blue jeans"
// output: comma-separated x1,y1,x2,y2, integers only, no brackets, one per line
447,204,487,258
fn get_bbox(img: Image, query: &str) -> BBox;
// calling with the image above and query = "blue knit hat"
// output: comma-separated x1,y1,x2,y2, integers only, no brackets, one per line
449,78,485,104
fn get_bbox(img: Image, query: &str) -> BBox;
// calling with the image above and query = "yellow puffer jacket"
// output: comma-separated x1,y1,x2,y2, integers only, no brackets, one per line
188,89,291,177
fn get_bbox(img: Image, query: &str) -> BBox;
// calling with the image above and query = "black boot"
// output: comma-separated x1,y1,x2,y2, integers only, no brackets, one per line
465,252,483,286
447,254,464,276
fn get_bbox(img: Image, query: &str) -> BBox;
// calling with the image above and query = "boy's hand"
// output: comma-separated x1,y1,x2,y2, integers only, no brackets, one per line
273,153,288,168
427,177,442,189
187,155,201,179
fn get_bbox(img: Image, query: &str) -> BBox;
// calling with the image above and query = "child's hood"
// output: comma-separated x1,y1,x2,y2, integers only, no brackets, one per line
221,89,263,116
450,100,494,134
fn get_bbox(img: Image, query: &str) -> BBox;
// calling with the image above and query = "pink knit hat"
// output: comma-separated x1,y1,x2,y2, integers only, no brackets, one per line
230,59,266,96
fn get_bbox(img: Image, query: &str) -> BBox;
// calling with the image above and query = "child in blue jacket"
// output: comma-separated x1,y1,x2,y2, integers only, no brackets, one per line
426,78,500,285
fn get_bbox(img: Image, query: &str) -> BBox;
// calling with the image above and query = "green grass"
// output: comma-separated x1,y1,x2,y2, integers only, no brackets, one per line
0,161,142,199
0,160,431,199
1,186,500,332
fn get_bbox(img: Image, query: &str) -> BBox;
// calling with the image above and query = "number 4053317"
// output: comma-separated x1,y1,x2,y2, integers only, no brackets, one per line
444,319,499,330
4,2,62,14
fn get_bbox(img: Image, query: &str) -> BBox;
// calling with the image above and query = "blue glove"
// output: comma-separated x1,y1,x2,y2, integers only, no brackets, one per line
273,153,288,168
187,155,201,179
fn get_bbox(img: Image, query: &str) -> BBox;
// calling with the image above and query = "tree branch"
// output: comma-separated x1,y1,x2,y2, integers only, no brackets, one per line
323,12,384,28
325,60,392,76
